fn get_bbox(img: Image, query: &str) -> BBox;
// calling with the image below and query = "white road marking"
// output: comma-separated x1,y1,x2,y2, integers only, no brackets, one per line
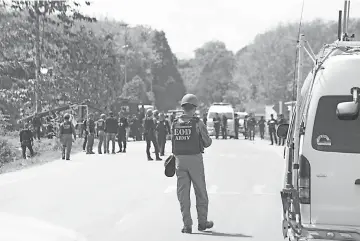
252,185,266,194
164,185,177,193
0,212,87,241
219,154,237,158
209,192,277,196
207,185,218,194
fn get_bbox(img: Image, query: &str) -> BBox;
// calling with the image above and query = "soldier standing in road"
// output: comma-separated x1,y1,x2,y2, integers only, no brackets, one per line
277,114,286,146
156,112,171,156
105,111,118,154
32,113,42,141
143,109,162,161
153,110,160,152
202,113,207,126
247,113,257,141
234,113,240,139
86,113,96,154
96,114,106,154
117,112,128,153
59,113,76,160
268,114,278,145
82,118,88,152
244,115,249,139
213,113,221,139
172,93,213,234
20,123,34,159
221,114,228,139
258,116,266,140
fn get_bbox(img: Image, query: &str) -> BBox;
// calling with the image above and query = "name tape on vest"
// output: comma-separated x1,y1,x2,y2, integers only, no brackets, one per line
174,126,192,141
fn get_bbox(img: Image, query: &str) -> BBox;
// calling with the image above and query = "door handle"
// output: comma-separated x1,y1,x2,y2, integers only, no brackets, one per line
355,179,360,185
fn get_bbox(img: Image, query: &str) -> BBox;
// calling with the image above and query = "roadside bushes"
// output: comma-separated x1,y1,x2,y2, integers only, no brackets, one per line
0,138,17,165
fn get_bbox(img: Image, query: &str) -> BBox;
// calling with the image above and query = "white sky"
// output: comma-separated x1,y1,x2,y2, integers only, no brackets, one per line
81,0,360,58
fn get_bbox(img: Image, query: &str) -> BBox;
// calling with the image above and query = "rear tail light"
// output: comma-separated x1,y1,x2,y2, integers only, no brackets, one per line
299,155,311,204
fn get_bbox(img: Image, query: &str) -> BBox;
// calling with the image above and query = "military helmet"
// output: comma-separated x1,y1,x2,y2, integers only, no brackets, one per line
146,109,153,116
101,114,106,118
181,94,198,107
153,110,159,116
64,113,70,119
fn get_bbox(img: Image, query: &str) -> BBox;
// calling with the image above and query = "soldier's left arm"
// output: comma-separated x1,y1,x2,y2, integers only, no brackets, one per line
71,123,77,139
197,120,212,148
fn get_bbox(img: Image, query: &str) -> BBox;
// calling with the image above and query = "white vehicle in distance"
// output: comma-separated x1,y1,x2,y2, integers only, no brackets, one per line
206,103,235,138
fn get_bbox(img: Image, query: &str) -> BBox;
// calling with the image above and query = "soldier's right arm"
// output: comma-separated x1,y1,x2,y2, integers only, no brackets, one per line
19,130,23,143
71,123,77,139
103,119,107,132
29,130,34,142
198,120,212,148
59,124,63,138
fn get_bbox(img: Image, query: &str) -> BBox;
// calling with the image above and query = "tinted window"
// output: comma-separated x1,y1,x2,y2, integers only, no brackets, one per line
208,112,233,119
312,95,360,153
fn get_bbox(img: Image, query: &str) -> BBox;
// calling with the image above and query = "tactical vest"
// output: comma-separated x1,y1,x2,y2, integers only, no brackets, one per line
88,119,96,133
268,119,276,129
60,121,73,134
172,118,201,155
97,119,105,131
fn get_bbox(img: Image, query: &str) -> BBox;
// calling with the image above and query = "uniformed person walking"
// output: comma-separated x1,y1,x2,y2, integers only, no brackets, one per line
172,93,213,234
59,113,76,160
143,109,162,161
268,114,278,145
117,112,128,153
82,117,88,152
105,111,118,154
20,123,34,159
156,112,171,156
96,114,106,154
258,116,266,139
247,113,257,141
86,113,96,154
234,113,240,139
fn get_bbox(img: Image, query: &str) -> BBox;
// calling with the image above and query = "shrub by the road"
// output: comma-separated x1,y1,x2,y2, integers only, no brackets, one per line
0,138,17,165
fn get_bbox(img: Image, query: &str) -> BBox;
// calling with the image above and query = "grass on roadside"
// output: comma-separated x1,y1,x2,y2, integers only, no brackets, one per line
0,132,85,174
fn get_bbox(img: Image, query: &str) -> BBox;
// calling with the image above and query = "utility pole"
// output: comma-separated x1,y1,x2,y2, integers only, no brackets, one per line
34,0,41,113
120,23,128,85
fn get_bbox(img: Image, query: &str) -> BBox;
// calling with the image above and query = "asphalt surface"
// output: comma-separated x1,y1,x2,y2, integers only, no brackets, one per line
0,137,285,241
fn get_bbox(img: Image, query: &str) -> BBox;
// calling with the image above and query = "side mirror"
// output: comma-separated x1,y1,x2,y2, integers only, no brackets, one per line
277,123,289,139
336,101,359,120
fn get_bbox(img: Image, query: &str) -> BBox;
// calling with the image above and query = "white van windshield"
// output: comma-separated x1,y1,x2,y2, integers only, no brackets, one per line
208,112,233,119
312,95,360,154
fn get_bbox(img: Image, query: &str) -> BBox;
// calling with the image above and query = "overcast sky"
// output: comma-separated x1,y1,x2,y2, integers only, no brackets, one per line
81,0,360,58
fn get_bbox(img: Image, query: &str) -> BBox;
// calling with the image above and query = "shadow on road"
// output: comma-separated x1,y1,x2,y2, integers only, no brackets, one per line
192,230,253,238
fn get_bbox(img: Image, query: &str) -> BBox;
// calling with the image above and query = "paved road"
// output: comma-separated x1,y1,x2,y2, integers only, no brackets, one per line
0,138,285,241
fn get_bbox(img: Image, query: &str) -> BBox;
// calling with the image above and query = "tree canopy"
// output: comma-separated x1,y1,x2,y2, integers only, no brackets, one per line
178,19,360,111
0,1,186,122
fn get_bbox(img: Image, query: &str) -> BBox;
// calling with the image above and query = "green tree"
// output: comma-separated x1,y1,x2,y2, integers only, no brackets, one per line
192,41,237,105
150,30,186,110
121,75,148,102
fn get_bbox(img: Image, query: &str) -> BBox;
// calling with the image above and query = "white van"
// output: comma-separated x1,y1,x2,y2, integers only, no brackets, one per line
206,103,235,137
279,54,360,240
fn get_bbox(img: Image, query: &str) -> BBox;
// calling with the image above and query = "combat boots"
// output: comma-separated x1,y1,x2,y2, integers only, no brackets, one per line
198,221,214,231
62,146,66,160
181,226,192,233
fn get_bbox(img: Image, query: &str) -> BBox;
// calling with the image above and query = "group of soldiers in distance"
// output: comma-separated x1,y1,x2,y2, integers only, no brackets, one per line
201,112,287,145
19,106,288,160
241,113,287,145
79,109,176,161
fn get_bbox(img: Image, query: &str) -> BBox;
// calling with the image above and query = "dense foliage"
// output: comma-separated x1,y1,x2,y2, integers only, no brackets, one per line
178,19,360,111
0,1,186,124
